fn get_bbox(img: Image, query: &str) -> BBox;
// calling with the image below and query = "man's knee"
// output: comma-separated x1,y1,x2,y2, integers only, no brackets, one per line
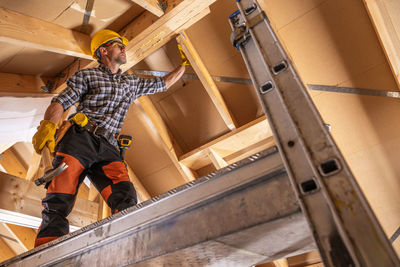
107,181,137,213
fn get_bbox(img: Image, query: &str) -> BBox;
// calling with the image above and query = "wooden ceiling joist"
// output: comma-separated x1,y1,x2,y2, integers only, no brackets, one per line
0,73,55,97
0,8,92,59
131,0,164,17
179,116,274,171
177,31,238,130
0,143,15,155
0,147,27,179
0,235,16,262
135,96,198,182
363,0,400,87
2,223,35,252
53,0,214,93
0,172,98,228
126,164,151,201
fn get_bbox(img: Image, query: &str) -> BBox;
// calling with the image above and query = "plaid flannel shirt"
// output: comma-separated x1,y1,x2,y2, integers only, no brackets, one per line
52,64,166,148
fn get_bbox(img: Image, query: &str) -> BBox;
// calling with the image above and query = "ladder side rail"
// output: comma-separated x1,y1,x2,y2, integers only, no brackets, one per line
230,1,400,266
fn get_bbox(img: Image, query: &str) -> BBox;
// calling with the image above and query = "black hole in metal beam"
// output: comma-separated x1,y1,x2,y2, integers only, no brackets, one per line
272,61,288,75
244,4,256,15
319,159,341,176
260,81,273,94
300,179,318,194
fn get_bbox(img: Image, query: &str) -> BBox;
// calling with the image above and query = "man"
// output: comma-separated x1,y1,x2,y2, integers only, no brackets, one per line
32,29,186,247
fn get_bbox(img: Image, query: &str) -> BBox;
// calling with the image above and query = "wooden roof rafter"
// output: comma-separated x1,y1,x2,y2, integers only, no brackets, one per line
0,7,92,59
176,31,238,130
130,0,164,17
52,0,215,93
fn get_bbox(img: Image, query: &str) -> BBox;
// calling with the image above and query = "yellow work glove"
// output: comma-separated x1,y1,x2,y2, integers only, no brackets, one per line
177,43,190,66
32,120,57,154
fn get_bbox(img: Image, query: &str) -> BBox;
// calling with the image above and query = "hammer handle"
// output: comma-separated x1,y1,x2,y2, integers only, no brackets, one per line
41,146,53,172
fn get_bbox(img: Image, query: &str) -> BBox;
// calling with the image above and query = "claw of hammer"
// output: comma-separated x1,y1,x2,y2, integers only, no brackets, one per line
34,162,68,186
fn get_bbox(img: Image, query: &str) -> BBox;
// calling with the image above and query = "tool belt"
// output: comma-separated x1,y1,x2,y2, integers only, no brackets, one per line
55,120,73,146
70,113,112,138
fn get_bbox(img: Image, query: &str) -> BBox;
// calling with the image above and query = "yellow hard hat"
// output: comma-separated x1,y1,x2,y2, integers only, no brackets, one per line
90,29,129,59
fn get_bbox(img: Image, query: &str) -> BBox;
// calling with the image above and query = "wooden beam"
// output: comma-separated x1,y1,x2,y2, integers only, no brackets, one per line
131,0,164,17
286,250,322,266
88,183,100,202
207,148,228,169
179,116,274,170
0,171,98,228
363,0,400,87
126,164,151,201
135,96,198,182
0,143,14,155
0,236,16,262
3,223,35,251
0,73,56,97
176,31,238,130
0,223,25,255
0,8,92,59
25,152,41,182
53,0,214,93
273,259,289,267
0,147,27,178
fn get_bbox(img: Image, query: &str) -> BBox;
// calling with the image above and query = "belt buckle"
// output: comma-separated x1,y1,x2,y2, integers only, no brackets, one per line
92,124,99,135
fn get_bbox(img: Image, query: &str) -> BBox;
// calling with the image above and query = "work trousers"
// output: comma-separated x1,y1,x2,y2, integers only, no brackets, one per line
34,125,137,247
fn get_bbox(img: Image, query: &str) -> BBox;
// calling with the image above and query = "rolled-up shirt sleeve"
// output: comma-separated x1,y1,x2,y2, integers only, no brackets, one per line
132,76,166,98
51,70,88,111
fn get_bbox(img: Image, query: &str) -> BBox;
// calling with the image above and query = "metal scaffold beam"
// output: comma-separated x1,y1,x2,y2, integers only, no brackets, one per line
0,148,316,267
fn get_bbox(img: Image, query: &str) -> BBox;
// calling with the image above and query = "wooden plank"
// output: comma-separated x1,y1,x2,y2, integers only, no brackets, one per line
0,172,98,228
0,223,25,255
273,259,289,267
176,31,238,130
0,143,14,155
0,147,27,178
3,223,35,251
0,236,16,262
88,183,100,202
363,0,400,87
137,95,183,158
0,73,56,97
131,0,164,17
207,148,228,169
77,183,90,200
286,250,322,266
126,164,151,201
0,8,92,59
25,152,41,182
53,0,214,93
135,96,198,182
179,116,273,170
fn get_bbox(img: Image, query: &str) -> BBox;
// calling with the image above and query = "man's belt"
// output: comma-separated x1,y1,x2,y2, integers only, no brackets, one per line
82,120,110,137
70,113,111,138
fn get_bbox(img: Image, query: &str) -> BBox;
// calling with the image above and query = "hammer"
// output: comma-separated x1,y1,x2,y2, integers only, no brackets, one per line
34,146,68,186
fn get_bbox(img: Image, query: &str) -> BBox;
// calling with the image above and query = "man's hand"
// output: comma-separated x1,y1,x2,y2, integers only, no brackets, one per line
32,120,58,154
178,44,190,66
164,65,186,89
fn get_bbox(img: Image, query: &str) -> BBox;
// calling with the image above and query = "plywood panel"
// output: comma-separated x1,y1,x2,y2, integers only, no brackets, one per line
186,0,248,77
157,80,229,152
52,0,135,35
261,0,400,257
0,0,73,22
259,0,327,30
346,137,400,255
276,0,388,86
0,47,75,76
122,102,178,179
182,1,262,127
140,163,184,196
